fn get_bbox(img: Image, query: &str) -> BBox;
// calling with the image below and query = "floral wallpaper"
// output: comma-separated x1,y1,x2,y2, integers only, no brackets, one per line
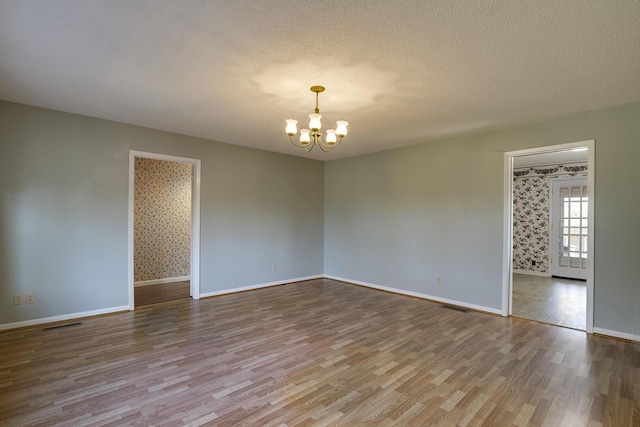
513,163,588,273
134,158,192,282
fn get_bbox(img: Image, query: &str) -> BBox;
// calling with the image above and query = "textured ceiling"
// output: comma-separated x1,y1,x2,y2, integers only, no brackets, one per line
0,1,639,161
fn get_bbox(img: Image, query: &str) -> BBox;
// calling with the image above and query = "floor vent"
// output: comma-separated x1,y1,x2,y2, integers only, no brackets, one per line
441,304,470,313
43,322,82,331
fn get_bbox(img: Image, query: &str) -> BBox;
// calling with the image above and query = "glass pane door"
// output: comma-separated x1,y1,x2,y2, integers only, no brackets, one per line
551,179,588,279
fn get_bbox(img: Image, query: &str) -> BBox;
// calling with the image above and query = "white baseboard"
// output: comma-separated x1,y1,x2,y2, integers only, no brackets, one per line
0,305,130,332
5,280,631,343
324,275,502,315
512,269,550,277
324,276,637,341
199,275,323,298
134,276,190,287
593,327,636,341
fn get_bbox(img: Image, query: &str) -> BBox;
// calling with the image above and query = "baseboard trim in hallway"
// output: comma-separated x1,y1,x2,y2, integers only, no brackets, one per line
134,276,191,287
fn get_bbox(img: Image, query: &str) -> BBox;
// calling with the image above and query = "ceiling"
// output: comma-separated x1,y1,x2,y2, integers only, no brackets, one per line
1,1,639,161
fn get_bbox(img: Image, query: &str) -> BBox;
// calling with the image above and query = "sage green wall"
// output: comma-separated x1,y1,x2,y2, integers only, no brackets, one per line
325,102,640,337
2,99,638,338
0,101,324,325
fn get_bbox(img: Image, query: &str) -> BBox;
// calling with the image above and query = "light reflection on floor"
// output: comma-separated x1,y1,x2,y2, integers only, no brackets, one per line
512,273,586,330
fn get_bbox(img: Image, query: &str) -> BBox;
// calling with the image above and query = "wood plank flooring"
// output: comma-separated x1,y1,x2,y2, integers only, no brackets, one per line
1,279,638,426
135,281,191,307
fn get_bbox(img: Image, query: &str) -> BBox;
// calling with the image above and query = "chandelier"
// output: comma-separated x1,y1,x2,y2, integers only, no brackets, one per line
285,86,349,152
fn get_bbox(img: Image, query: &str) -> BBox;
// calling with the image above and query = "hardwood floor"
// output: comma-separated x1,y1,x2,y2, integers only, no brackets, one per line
134,281,191,308
1,279,637,426
512,274,587,330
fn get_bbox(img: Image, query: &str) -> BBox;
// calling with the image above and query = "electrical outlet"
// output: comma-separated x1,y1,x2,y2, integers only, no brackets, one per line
437,277,442,285
26,293,35,304
14,294,23,305
272,264,277,272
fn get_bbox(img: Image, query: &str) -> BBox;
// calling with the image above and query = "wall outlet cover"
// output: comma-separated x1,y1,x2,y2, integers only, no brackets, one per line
14,294,23,305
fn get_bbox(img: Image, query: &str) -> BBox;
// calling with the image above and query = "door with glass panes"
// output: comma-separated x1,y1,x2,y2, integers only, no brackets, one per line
550,178,588,280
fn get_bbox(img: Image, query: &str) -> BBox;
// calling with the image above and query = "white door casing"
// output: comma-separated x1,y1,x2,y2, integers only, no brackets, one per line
128,150,202,310
503,140,594,333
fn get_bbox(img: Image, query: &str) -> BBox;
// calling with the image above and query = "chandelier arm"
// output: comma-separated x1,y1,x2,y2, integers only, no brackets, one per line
289,135,313,150
332,136,344,148
302,133,318,152
317,141,332,151
311,132,322,148
317,139,333,152
318,135,343,151
314,133,330,152
317,137,328,149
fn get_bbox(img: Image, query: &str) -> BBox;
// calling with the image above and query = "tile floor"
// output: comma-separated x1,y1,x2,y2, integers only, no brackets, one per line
512,273,586,330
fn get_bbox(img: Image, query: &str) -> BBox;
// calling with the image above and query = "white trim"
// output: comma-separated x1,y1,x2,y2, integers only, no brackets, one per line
503,140,595,333
128,150,202,310
191,158,201,301
512,269,550,277
0,306,129,332
586,143,595,334
134,276,190,287
324,275,502,315
513,160,588,170
199,275,323,299
502,154,513,317
128,154,135,310
593,327,635,341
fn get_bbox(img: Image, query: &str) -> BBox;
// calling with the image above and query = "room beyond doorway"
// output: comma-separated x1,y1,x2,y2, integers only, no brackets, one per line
127,150,202,310
503,140,595,333
134,157,193,306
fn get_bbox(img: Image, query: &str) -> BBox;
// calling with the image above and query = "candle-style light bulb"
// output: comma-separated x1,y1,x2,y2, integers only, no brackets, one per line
285,119,298,136
336,120,349,137
308,114,322,131
300,129,311,145
326,129,337,145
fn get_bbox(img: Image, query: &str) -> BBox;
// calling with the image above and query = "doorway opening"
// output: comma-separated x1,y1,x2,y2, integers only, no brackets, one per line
502,141,594,332
128,151,201,310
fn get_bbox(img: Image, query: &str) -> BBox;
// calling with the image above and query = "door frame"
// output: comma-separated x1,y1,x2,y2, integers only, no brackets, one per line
502,140,594,333
128,150,202,310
